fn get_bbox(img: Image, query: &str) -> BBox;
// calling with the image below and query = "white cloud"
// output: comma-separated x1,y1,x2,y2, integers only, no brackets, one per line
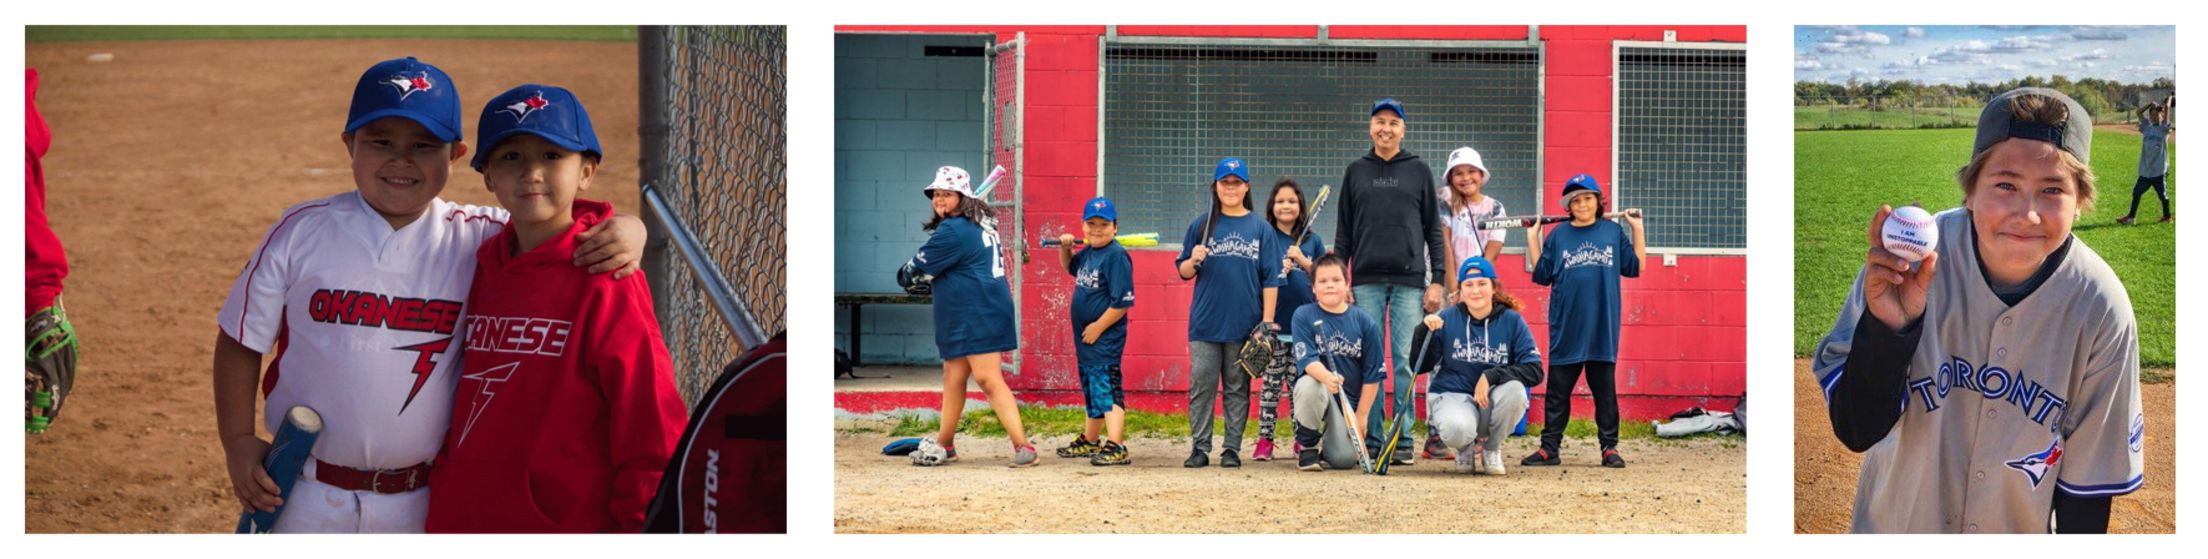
2063,48,2111,62
2071,28,2129,41
1796,57,1823,70
1989,35,2052,53
1815,28,1892,54
1905,27,1926,38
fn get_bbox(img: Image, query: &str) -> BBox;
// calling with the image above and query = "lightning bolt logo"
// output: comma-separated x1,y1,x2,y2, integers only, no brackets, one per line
456,362,521,447
395,337,454,414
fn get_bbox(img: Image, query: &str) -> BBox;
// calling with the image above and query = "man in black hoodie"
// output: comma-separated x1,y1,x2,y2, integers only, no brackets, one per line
1335,98,1449,465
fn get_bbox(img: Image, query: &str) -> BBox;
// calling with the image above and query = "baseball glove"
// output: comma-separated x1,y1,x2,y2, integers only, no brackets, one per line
895,262,935,296
26,300,78,434
1237,322,1277,378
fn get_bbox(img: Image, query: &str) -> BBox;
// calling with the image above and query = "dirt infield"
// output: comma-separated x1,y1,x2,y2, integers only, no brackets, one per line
24,39,637,533
1792,358,2177,533
833,427,1744,533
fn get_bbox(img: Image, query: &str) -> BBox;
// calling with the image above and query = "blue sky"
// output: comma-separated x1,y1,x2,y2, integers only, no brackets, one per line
1794,26,2174,84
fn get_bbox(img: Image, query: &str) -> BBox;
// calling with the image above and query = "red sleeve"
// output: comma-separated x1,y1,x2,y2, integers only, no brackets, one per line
586,274,690,533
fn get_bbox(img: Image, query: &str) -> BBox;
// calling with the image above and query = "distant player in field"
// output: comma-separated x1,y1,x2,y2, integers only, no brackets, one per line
424,85,689,533
26,68,80,435
2116,96,2174,225
1523,173,1643,469
1816,88,2144,533
1176,157,1281,468
1052,196,1135,466
214,58,648,533
905,165,1037,468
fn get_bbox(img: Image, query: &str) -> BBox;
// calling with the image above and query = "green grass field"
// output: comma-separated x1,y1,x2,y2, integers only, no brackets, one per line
25,26,636,42
1795,105,1978,130
877,406,1737,447
1794,128,2176,366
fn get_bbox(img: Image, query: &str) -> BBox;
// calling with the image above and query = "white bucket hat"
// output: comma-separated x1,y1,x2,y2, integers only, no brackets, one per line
1445,146,1489,176
922,165,975,199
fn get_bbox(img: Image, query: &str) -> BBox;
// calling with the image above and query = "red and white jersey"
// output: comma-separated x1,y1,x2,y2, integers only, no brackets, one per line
219,191,508,470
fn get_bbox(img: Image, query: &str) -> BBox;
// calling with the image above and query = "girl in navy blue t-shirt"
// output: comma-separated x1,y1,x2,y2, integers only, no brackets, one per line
1253,179,1325,461
1174,157,1282,468
906,166,1037,468
1524,174,1644,468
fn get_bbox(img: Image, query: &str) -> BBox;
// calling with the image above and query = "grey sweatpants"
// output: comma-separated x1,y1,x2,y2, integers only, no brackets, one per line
1292,375,1361,470
1427,381,1529,454
1188,340,1250,455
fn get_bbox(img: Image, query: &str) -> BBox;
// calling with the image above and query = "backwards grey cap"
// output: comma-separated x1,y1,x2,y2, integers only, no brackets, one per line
1972,87,2092,166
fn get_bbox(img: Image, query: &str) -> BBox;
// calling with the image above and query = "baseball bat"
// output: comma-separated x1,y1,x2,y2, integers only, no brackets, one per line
1474,209,1641,231
236,406,323,534
1278,185,1332,280
1313,319,1374,475
1039,232,1159,248
973,165,1008,199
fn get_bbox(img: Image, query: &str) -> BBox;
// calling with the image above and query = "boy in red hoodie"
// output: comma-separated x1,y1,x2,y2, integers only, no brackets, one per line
425,85,689,533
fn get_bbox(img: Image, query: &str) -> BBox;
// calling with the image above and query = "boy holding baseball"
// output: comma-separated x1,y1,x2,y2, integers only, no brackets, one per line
1053,196,1135,466
214,59,648,533
425,84,689,533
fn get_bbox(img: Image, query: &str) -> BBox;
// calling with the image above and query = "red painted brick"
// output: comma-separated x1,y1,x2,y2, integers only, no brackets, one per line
1545,110,1611,150
1330,26,1528,41
1027,34,1099,72
1024,69,1099,109
1546,39,1616,77
1118,26,1319,38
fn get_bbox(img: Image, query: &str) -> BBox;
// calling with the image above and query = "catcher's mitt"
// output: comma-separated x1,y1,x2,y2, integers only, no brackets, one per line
26,299,78,434
1237,322,1278,378
896,262,935,296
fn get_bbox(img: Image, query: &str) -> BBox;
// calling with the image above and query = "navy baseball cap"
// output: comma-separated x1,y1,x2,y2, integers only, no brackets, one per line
1083,196,1118,222
1371,98,1407,120
344,57,463,142
471,85,603,172
1560,173,1603,209
1457,255,1496,284
1213,157,1251,183
1972,87,2092,166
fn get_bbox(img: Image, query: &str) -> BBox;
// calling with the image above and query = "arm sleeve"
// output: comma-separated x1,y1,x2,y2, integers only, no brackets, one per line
1108,252,1136,309
1814,269,1921,453
2051,492,2112,534
1492,315,1546,387
1618,223,1643,278
217,205,314,353
2053,301,2145,498
1530,228,1559,286
1423,179,1449,285
910,222,966,277
588,278,693,532
444,202,514,247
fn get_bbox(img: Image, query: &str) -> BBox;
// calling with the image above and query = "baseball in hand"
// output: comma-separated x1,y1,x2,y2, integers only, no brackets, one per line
1881,205,1937,262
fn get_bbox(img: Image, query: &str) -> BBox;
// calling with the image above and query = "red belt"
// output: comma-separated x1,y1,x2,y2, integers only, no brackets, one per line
314,459,432,494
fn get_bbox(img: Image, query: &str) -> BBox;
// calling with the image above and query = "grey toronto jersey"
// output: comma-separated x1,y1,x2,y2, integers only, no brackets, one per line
1813,208,2144,533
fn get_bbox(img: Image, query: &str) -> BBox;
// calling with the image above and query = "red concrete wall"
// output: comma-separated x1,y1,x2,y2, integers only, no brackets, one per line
835,26,1747,420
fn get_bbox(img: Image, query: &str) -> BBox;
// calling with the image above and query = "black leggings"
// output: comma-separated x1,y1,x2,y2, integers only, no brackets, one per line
1538,361,1620,451
2125,175,2170,219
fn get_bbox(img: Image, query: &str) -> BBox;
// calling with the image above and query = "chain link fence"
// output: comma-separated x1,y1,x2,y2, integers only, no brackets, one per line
640,25,787,407
1615,43,1746,251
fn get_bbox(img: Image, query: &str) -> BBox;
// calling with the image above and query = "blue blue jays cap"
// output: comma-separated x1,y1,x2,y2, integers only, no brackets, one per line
1457,255,1496,285
1371,98,1407,120
1561,173,1603,209
344,57,463,142
1083,196,1118,222
471,85,603,172
1213,157,1250,183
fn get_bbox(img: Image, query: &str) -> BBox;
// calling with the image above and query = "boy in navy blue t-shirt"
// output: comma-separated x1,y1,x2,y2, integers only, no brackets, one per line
1054,197,1136,466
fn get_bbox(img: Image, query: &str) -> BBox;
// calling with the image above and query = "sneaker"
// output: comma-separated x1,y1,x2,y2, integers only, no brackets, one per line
1091,441,1131,466
1423,435,1453,460
1220,448,1242,468
1253,438,1276,461
1056,436,1102,458
1297,448,1324,471
2117,215,2137,225
1391,446,1415,466
1184,449,1209,468
1483,450,1506,476
1521,448,1561,466
1601,448,1627,468
1453,449,1479,474
1010,445,1041,468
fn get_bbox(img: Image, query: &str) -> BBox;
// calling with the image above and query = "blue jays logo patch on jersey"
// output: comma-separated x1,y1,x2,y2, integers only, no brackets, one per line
384,72,435,100
500,91,551,123
2129,413,2145,454
2004,436,2063,488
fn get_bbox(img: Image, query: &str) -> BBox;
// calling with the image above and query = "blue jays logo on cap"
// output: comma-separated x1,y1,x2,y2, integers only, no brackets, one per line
500,91,551,123
1560,173,1604,209
1083,196,1118,222
2004,436,2063,488
345,57,464,142
384,72,435,100
1213,157,1251,183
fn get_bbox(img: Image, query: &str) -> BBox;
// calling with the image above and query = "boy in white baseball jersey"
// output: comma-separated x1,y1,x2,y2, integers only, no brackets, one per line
1814,88,2145,533
213,57,648,533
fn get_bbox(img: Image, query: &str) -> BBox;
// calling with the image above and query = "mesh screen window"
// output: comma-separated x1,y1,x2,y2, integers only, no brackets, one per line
1103,41,1542,250
1614,45,1746,251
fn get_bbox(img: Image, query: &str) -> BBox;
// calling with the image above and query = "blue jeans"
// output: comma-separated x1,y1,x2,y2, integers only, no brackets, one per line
1351,283,1424,451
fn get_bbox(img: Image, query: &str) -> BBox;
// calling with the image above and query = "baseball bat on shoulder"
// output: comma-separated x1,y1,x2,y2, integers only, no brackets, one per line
236,406,322,534
1039,232,1159,248
1474,209,1642,231
973,165,1008,199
